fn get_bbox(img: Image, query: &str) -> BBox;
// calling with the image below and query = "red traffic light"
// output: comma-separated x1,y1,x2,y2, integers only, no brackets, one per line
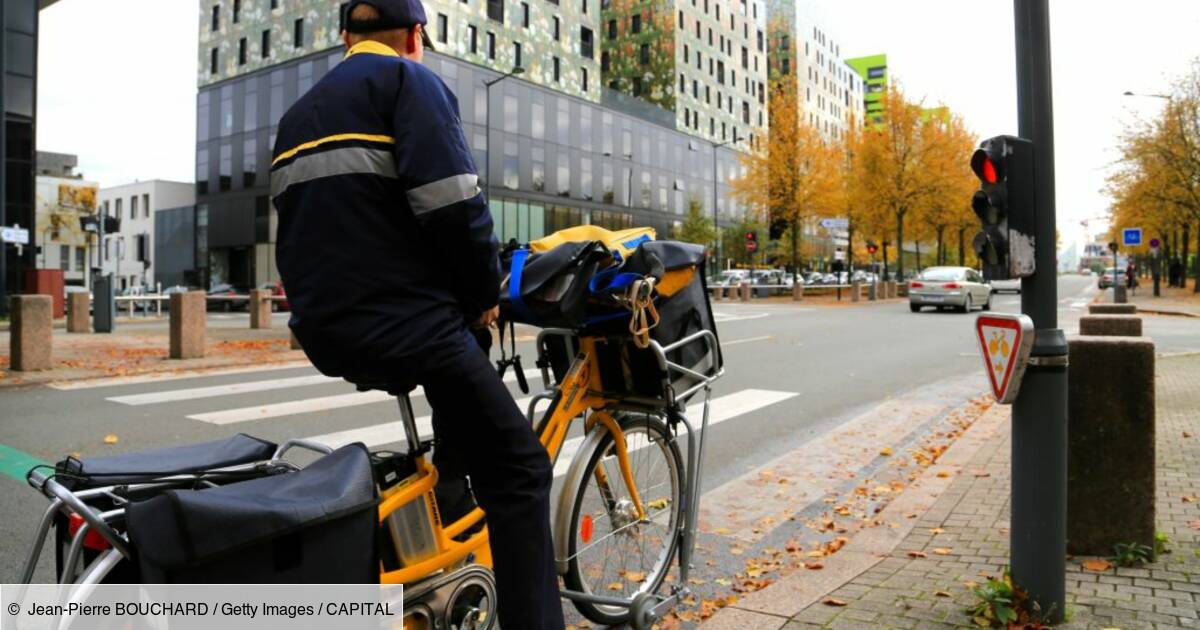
866,244,878,255
970,148,1000,184
745,231,757,241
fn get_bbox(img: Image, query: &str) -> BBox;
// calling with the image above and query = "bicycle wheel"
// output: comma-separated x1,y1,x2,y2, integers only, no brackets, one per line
562,413,684,625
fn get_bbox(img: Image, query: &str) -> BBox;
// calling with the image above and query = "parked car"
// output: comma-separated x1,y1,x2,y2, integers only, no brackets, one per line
1097,267,1127,289
908,266,993,313
804,272,825,285
258,280,290,311
990,278,1021,294
714,269,750,287
207,283,249,312
118,286,151,312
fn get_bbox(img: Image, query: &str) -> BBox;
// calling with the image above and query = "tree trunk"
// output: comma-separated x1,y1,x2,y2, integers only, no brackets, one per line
790,219,799,276
1183,223,1191,287
1173,228,1181,286
895,210,906,282
936,227,945,265
958,228,966,266
882,241,890,280
847,225,855,274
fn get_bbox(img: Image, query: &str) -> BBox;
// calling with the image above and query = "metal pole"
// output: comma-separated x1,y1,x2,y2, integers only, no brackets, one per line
0,0,7,318
1013,0,1067,622
485,81,492,218
712,144,719,278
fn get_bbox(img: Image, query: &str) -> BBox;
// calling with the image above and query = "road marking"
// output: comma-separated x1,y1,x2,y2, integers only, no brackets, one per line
185,368,542,425
304,397,538,449
49,361,314,391
723,335,772,346
713,312,770,323
0,442,46,482
107,374,338,406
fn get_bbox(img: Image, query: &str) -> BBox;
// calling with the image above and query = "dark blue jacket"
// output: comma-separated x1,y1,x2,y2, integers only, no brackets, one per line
271,41,499,376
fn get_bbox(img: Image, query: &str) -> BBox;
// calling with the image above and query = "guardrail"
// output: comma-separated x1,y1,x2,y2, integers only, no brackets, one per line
108,293,287,318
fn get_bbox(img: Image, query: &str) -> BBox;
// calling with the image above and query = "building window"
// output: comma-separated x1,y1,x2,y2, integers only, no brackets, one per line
293,18,304,48
437,13,448,43
210,48,218,74
639,43,649,65
75,248,85,273
581,67,588,92
60,245,70,271
238,38,247,65
130,195,138,219
581,0,587,14
553,16,560,41
487,0,503,23
233,0,240,23
469,25,478,53
580,26,593,59
678,10,684,28
514,42,522,67
601,52,610,72
742,46,748,69
553,57,560,82
143,194,150,218
607,19,616,40
487,32,496,59
211,5,219,31
632,76,642,96
271,0,278,8
261,29,271,58
522,2,530,27
631,13,641,33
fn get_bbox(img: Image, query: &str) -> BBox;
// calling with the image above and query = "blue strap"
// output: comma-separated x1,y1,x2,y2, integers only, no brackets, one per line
621,234,651,251
508,249,536,324
588,269,643,294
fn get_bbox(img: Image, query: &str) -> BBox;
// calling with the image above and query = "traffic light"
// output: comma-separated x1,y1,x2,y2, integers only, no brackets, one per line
745,231,758,253
866,241,879,256
970,135,1036,281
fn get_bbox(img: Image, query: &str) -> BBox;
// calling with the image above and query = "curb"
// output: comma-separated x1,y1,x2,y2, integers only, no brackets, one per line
702,404,1011,628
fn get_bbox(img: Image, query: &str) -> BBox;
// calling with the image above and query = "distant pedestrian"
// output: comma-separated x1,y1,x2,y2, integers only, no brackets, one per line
1126,262,1137,295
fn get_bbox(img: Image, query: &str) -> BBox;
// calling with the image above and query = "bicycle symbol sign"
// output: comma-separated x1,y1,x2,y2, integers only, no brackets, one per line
975,313,1035,404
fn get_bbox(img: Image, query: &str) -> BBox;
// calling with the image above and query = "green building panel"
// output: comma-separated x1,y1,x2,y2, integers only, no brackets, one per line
600,0,676,110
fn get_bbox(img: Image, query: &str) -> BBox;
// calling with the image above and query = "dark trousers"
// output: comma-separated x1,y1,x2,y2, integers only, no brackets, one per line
418,329,565,630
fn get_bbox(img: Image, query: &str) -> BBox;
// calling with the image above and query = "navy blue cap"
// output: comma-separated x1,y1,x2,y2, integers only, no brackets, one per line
343,0,427,31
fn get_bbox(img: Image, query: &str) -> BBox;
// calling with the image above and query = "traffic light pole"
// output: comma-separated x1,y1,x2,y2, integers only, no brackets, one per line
1012,0,1068,622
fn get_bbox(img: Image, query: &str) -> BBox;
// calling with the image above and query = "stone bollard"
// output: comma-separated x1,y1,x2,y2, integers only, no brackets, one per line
290,332,302,350
1079,315,1142,337
169,291,206,359
1113,285,1128,303
897,281,908,298
851,281,861,302
868,282,878,301
249,289,273,329
711,285,723,301
67,292,90,333
10,295,53,371
792,282,803,301
1088,303,1137,315
739,282,751,302
888,281,898,299
1067,336,1156,557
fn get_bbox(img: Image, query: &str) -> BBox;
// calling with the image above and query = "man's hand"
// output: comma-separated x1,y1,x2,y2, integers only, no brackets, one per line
472,305,499,329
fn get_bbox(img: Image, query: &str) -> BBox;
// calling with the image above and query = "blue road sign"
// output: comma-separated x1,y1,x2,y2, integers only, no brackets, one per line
1122,228,1143,247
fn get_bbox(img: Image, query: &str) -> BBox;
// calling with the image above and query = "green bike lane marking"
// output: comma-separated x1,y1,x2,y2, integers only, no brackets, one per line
0,442,46,482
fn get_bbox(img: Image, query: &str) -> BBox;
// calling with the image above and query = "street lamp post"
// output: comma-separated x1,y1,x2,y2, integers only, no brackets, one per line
483,66,524,219
709,134,740,276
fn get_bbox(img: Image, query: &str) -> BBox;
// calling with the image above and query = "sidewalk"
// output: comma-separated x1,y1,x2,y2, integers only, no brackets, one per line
702,354,1200,629
1122,279,1200,318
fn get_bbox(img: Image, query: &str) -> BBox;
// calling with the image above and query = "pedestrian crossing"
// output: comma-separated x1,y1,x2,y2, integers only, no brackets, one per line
89,363,797,479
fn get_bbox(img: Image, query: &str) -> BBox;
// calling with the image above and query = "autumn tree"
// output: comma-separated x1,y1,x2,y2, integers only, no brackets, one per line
914,110,978,267
675,197,716,247
730,81,841,273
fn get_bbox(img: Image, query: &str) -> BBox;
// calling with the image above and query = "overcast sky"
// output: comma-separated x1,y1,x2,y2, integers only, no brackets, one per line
37,1,1200,251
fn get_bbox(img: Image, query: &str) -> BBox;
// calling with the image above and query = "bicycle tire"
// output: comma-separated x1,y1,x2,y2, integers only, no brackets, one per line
561,413,683,625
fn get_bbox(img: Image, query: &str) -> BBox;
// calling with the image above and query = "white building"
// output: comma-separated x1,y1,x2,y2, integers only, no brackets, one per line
792,3,863,141
35,174,100,287
97,180,194,291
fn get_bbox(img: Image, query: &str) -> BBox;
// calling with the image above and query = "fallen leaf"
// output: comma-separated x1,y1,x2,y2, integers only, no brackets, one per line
625,571,647,582
714,578,732,586
1183,495,1197,504
907,551,927,559
606,582,624,591
1081,559,1112,572
936,471,951,478
973,471,991,478
730,547,744,556
932,548,952,556
822,598,847,607
804,562,824,570
103,434,119,445
1183,431,1192,438
880,447,893,456
933,590,952,598
687,578,706,585
806,550,825,558
929,528,945,535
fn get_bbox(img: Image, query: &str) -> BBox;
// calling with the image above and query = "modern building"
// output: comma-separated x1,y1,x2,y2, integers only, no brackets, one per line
195,0,752,287
764,0,862,141
1,1,58,314
600,0,767,150
33,152,99,288
845,53,886,125
97,180,195,291
199,0,599,102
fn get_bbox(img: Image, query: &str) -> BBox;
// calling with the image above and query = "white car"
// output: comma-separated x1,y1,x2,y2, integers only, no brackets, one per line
990,278,1021,294
909,267,993,313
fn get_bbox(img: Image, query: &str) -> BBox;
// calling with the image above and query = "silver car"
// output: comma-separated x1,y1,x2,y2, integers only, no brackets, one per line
908,267,993,313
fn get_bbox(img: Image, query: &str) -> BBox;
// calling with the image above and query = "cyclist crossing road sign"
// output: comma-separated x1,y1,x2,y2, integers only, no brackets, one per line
975,313,1035,404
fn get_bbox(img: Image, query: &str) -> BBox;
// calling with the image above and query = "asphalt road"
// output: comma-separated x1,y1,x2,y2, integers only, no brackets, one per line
1,274,1196,584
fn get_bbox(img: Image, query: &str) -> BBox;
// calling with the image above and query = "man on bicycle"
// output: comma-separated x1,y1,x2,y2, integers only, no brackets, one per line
270,1,564,627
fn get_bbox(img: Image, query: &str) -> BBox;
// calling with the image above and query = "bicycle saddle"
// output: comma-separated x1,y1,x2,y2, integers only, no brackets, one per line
343,374,417,397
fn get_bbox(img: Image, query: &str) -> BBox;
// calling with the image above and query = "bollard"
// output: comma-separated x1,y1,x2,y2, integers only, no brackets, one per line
792,282,803,301
67,292,90,333
1113,284,1128,303
249,289,273,329
887,280,898,299
290,332,303,350
1066,336,1156,556
1088,303,1136,315
869,282,878,301
739,282,751,302
1079,315,1141,337
10,295,53,371
711,285,723,301
896,281,908,298
851,281,861,302
169,291,206,359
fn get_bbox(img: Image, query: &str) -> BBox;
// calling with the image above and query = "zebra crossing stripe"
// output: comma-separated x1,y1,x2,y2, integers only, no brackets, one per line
108,375,337,406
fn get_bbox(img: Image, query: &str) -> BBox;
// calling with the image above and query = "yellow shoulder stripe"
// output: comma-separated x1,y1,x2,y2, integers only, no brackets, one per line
272,133,396,166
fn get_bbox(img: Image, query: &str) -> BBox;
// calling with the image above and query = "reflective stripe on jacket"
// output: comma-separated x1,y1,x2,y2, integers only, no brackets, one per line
271,41,500,375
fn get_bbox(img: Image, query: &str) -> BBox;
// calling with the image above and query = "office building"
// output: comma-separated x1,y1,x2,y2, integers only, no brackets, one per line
845,53,886,125
600,0,767,150
195,0,750,287
97,180,195,291
33,152,98,287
